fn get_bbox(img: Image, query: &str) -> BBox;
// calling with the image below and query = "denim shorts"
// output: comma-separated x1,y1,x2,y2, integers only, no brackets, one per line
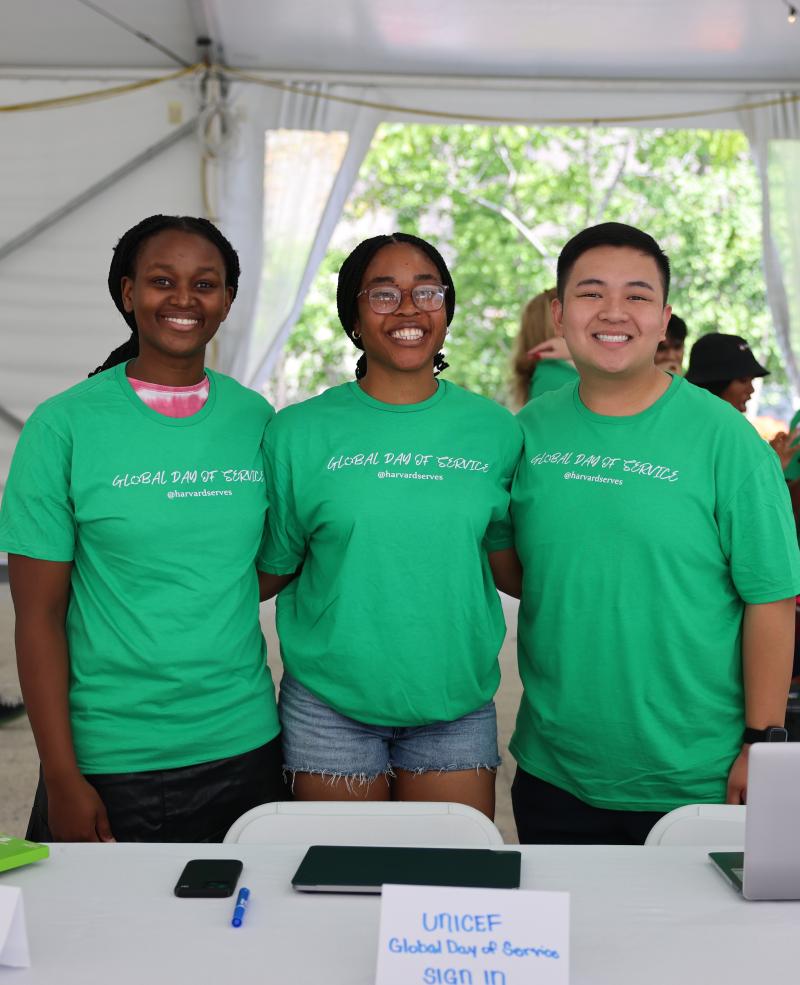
279,672,500,780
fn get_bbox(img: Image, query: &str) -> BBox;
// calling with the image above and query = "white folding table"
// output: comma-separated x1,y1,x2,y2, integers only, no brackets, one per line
4,841,798,984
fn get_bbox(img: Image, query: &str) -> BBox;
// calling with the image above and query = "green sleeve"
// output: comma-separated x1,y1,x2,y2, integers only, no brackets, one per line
783,408,800,479
484,511,513,552
0,415,76,561
529,359,579,401
258,430,307,575
255,429,273,571
718,448,800,603
483,417,523,552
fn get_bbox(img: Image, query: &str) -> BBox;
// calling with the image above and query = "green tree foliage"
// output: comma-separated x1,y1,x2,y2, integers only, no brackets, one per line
279,124,769,405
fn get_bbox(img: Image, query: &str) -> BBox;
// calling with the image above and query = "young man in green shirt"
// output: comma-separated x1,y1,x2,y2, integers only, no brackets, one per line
510,222,800,844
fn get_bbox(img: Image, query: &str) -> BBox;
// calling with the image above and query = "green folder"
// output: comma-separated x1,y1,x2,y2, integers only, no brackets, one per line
0,835,49,874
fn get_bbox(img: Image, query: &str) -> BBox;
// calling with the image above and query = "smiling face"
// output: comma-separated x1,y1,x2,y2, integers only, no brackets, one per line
354,242,448,381
120,229,233,365
719,377,755,413
552,245,671,383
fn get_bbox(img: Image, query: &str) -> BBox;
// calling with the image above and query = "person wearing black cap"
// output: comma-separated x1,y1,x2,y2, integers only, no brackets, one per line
260,233,522,818
685,333,800,474
685,332,769,412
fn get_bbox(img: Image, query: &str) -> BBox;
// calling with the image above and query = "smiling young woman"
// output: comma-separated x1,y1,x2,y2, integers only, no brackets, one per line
349,240,449,402
0,215,286,843
259,233,523,818
117,227,233,379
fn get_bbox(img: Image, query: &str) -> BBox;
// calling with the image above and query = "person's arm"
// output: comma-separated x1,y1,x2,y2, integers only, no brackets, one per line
527,336,574,364
257,569,297,601
725,597,795,804
9,554,114,841
769,425,800,471
488,547,522,599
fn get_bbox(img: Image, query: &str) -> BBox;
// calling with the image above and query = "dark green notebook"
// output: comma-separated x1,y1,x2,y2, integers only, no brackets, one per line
291,845,521,894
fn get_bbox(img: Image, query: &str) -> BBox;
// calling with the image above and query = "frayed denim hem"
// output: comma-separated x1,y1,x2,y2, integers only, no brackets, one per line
282,765,395,795
398,762,500,776
282,762,499,793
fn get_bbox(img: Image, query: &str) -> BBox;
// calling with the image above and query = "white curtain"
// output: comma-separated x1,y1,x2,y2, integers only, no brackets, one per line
741,96,800,401
213,81,380,386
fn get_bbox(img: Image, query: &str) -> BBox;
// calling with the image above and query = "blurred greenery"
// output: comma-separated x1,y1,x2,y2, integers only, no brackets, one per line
277,124,770,405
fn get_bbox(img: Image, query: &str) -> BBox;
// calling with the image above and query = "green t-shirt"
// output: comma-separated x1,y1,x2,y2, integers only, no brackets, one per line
528,358,579,402
262,380,523,725
783,408,800,479
511,375,800,811
0,362,280,773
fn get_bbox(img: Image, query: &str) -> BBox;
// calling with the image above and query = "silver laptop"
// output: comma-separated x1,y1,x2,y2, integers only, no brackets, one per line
710,743,800,900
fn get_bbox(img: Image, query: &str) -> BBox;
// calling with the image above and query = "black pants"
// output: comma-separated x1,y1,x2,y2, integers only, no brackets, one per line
511,767,665,845
27,736,288,843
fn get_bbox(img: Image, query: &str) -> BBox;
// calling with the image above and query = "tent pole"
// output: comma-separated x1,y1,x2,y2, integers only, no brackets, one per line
0,118,197,264
0,404,24,432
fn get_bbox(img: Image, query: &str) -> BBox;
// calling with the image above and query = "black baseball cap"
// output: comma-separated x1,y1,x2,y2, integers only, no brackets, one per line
685,333,769,384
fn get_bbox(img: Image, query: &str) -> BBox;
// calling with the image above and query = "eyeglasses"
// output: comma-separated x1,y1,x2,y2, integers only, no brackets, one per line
356,284,448,314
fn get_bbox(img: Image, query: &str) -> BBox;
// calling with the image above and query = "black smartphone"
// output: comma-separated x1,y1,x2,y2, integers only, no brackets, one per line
174,859,243,898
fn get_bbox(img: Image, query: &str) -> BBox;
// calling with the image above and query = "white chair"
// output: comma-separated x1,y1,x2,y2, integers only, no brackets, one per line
223,801,504,846
644,804,746,846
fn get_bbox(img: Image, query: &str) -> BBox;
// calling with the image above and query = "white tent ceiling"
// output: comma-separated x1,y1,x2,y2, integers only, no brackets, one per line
4,0,800,82
2,0,800,489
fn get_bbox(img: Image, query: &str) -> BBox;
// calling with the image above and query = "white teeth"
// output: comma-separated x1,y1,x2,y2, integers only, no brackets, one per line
390,328,424,341
163,316,199,326
595,333,630,342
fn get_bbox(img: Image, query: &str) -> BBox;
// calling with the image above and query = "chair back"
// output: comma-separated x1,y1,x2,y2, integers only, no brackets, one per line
644,804,746,847
224,801,504,846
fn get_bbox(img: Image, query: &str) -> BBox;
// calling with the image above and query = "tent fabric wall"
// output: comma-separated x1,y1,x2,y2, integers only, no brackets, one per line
215,81,381,388
0,73,204,495
0,75,203,407
741,97,800,400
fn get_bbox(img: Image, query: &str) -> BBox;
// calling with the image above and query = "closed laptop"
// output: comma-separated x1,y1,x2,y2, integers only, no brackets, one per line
710,743,800,900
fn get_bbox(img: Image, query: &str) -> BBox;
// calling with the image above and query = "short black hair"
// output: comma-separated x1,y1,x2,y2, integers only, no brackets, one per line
666,314,687,343
556,222,670,304
90,214,240,377
337,232,455,380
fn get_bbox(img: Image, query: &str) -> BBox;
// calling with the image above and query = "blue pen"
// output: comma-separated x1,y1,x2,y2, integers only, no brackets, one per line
231,887,250,928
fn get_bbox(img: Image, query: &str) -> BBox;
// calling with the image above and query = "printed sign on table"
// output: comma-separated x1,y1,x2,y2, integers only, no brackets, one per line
0,885,31,968
375,884,569,985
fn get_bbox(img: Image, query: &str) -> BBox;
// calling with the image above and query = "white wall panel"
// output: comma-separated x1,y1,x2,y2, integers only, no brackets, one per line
0,77,203,491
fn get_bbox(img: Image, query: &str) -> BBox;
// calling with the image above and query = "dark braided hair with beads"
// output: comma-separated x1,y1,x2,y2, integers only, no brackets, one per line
336,233,455,381
90,214,241,377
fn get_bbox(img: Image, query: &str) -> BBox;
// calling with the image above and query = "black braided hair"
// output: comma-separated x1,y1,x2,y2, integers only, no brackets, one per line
89,215,241,377
336,233,455,381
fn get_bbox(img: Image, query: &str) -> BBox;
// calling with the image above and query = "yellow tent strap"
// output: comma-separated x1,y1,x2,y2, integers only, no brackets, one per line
225,67,800,127
0,64,199,113
2,61,798,127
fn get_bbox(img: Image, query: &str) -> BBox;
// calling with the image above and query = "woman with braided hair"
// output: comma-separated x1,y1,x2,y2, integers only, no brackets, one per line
0,215,286,842
261,233,523,818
